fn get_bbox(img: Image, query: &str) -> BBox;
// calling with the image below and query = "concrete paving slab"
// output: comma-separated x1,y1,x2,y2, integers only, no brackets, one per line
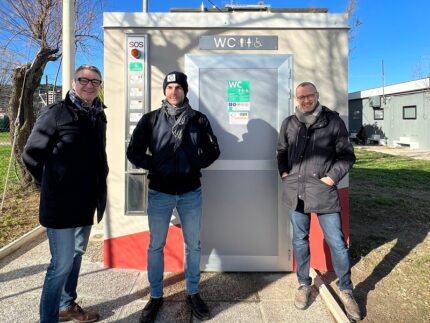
200,301,265,322
132,271,186,300
77,264,140,300
257,272,298,301
355,145,430,160
117,299,191,323
73,296,123,322
198,272,261,301
0,291,40,323
0,266,44,299
0,235,47,299
0,233,49,270
261,298,333,323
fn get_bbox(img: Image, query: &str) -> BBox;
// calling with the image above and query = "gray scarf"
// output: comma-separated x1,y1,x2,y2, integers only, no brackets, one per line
68,89,103,125
162,98,196,151
295,103,322,128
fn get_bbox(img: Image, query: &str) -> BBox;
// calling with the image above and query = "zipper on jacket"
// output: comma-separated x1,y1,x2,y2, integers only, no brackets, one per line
312,131,316,152
174,149,179,195
295,127,300,149
296,126,309,201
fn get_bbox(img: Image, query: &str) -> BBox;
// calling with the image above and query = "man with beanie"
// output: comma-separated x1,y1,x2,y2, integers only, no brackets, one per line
277,82,361,321
127,71,220,322
23,65,108,323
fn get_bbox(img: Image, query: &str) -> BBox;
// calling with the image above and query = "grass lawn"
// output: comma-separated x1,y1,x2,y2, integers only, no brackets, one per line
0,131,12,185
0,136,40,248
0,131,10,142
351,148,430,188
347,148,430,322
0,143,13,193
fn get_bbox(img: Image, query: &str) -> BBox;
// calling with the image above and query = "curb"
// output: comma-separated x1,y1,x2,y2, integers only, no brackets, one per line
310,268,349,323
0,225,46,260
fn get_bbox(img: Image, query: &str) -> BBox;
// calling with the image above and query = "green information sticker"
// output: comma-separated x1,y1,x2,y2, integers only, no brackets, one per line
228,80,250,102
129,62,143,71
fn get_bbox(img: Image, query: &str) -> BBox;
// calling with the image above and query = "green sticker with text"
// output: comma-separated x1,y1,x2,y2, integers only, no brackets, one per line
130,62,143,71
228,80,250,102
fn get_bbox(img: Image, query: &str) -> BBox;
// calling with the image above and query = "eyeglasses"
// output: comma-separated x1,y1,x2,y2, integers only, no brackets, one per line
297,93,317,101
75,77,102,87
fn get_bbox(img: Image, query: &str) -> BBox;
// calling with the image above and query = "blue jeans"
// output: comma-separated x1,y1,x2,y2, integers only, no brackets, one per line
290,209,353,290
40,226,92,323
147,188,202,298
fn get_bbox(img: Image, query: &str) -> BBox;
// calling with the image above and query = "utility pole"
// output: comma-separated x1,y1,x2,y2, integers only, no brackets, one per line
62,0,75,97
382,59,386,104
46,75,49,104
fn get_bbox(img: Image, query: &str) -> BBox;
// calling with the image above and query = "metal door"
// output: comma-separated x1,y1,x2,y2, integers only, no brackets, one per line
186,54,293,271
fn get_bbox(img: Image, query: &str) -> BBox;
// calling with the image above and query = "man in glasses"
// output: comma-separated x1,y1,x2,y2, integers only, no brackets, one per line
127,71,220,323
277,82,361,321
23,65,108,323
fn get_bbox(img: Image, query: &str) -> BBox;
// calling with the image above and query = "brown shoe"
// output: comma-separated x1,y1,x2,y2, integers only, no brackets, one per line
59,303,100,322
294,285,312,310
339,290,362,321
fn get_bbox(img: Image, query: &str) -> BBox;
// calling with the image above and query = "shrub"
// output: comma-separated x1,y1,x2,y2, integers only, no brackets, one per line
0,115,10,132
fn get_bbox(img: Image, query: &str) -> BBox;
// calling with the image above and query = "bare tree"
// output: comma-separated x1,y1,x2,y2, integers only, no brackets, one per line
0,49,16,91
0,49,15,134
0,0,104,187
345,0,362,52
413,56,430,80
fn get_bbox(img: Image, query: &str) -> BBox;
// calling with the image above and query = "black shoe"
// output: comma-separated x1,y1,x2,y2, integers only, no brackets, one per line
186,293,211,321
139,297,163,323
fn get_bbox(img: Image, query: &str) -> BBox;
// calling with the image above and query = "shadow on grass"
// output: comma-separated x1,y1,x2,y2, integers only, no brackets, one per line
348,157,430,319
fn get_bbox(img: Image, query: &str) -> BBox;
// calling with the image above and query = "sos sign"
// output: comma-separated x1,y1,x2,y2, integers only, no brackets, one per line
128,41,144,48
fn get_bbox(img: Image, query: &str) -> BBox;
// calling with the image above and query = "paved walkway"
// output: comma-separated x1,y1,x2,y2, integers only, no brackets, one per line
0,230,336,323
355,145,430,160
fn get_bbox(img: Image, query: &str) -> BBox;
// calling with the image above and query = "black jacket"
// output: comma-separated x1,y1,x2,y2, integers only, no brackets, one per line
277,106,355,213
23,94,108,228
127,107,220,194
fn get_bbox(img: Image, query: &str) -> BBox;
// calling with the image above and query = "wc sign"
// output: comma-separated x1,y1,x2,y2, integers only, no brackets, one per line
199,36,278,50
228,80,250,102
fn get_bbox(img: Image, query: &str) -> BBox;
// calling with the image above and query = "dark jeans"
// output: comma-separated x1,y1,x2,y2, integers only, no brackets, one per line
40,226,92,323
290,204,352,290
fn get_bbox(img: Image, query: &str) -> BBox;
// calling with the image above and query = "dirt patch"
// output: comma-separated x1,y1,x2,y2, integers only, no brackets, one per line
0,186,40,248
319,153,430,322
347,182,430,322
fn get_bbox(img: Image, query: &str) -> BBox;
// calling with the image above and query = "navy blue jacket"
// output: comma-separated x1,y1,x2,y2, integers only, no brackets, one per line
127,107,220,194
23,94,108,228
277,106,355,213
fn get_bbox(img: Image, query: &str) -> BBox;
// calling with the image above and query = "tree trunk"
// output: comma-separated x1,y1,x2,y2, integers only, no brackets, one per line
8,47,58,188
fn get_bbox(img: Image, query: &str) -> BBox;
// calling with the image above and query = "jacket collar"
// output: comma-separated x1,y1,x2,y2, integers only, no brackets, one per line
304,106,329,129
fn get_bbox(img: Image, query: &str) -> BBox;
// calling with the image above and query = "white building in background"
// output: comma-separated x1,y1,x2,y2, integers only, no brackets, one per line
0,87,9,117
0,84,62,117
349,77,430,149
